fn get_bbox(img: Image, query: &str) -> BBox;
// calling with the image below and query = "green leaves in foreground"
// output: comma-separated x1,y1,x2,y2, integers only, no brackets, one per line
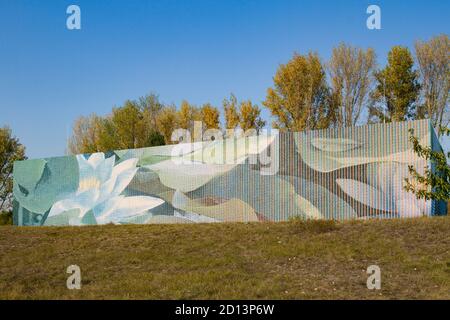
404,127,450,202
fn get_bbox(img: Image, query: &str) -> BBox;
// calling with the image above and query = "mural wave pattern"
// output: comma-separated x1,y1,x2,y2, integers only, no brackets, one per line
13,120,445,226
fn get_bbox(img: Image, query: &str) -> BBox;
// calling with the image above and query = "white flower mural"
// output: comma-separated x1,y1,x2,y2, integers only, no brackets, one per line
13,119,442,226
46,153,164,225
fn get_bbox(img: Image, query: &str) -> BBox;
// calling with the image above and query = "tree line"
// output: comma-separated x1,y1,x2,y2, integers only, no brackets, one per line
67,93,267,153
67,34,449,154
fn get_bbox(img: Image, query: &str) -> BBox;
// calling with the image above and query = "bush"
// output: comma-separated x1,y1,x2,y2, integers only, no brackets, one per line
0,211,13,225
146,130,165,147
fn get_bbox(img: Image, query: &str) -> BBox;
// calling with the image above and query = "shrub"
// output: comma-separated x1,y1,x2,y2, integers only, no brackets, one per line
0,211,13,225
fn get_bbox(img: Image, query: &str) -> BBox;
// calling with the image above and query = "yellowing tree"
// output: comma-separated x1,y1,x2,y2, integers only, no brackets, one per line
239,100,266,133
263,52,331,131
223,94,240,130
329,44,376,127
157,106,179,144
201,103,220,129
68,114,103,154
178,100,201,130
415,34,450,134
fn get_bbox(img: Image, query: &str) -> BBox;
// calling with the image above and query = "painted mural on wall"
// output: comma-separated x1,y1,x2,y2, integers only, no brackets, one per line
13,119,444,226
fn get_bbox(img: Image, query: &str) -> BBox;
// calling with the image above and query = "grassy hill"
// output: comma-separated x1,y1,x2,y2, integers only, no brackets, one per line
0,217,449,299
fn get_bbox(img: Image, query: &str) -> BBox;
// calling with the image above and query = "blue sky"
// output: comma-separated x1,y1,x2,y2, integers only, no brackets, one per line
0,0,449,158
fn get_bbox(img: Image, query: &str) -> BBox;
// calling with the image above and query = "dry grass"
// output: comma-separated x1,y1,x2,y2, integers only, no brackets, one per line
0,217,449,299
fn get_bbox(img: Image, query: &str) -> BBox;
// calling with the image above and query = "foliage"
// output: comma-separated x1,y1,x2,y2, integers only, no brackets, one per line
67,114,103,154
0,211,12,225
200,103,220,130
223,94,266,135
239,100,266,133
156,105,179,144
404,126,450,201
369,46,421,122
108,100,146,149
56,36,450,163
177,100,202,141
145,130,166,147
263,52,332,131
178,100,201,130
223,94,240,131
139,93,164,129
0,127,26,212
329,43,376,126
415,34,450,134
68,94,167,153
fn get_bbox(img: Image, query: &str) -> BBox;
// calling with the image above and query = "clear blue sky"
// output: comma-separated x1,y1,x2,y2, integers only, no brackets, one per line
1,0,449,158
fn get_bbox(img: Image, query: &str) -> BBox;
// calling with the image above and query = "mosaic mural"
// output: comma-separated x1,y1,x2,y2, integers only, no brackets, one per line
13,119,445,226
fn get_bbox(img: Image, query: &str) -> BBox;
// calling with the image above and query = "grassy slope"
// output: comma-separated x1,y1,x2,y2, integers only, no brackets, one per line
0,217,449,299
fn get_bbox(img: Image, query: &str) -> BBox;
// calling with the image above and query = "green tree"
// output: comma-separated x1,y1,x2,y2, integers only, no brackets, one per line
404,127,450,206
0,127,26,212
369,46,421,122
415,34,450,134
263,52,331,131
329,44,376,126
239,100,266,133
109,100,144,149
145,130,166,147
68,94,166,154
95,116,119,152
0,211,12,225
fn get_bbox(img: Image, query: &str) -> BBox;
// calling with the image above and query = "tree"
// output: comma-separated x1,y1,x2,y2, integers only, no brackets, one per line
369,46,421,122
223,94,240,130
107,100,145,150
87,100,147,151
239,100,266,133
0,210,12,225
136,94,166,147
68,114,103,154
139,93,164,138
145,130,166,147
95,116,119,152
68,94,166,154
0,127,26,212
415,35,450,134
263,52,332,131
329,43,376,127
156,105,179,144
178,100,201,131
404,126,450,205
200,103,220,130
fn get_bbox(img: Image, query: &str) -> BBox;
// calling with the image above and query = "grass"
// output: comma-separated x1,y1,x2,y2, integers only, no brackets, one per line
0,217,449,299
